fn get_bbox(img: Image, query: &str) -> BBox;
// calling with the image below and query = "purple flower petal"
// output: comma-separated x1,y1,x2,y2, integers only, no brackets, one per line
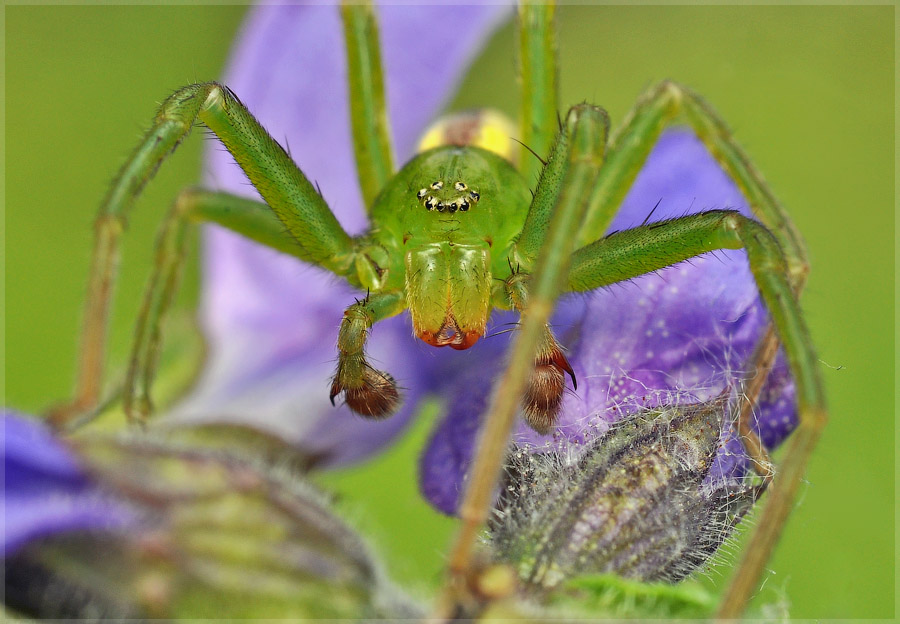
420,130,797,513
2,411,135,556
170,3,512,467
419,361,495,514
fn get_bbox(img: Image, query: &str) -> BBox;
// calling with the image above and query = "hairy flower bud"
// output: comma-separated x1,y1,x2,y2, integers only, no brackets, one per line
489,396,766,592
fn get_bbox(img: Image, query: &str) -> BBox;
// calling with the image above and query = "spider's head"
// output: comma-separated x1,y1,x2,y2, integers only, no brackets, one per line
369,144,532,352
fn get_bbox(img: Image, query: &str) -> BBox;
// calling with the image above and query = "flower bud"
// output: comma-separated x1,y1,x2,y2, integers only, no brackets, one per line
489,396,765,592
8,428,418,620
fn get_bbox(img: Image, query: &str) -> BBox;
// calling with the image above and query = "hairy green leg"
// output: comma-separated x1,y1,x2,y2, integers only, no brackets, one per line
341,0,394,209
564,80,811,480
49,82,356,428
504,47,609,433
436,103,608,619
124,189,308,424
575,80,808,288
329,291,405,418
512,104,571,267
518,1,558,185
123,192,190,424
718,332,816,618
563,80,817,615
566,210,827,618
506,104,602,432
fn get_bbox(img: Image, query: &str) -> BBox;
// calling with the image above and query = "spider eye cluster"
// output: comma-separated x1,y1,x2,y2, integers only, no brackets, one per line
416,180,480,213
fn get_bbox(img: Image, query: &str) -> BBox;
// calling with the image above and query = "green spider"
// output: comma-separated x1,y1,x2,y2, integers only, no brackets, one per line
49,2,826,619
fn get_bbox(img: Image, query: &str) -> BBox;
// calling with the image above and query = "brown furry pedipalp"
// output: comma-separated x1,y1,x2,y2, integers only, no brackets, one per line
523,343,576,434
329,366,399,419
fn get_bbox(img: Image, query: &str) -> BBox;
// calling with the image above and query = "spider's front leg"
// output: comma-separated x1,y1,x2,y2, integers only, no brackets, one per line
501,82,608,434
49,82,359,428
563,79,820,616
329,292,405,418
50,3,395,428
577,80,808,289
566,210,827,618
439,103,609,616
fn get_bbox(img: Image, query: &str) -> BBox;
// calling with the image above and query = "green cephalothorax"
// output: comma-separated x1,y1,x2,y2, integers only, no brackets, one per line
54,1,825,617
367,146,532,349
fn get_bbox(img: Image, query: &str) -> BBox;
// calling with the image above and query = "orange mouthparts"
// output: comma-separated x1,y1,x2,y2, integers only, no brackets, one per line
418,314,481,350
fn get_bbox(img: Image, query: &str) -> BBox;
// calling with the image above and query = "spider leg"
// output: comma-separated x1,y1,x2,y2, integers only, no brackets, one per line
122,189,314,425
566,210,827,618
576,80,808,288
497,77,607,434
48,83,357,428
518,2,559,184
437,103,608,618
491,63,606,433
341,2,394,209
733,324,779,482
329,291,405,419
566,80,811,452
566,81,819,616
511,99,581,267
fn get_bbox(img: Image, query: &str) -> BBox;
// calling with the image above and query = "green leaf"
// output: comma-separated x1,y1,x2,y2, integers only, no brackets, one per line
553,574,716,619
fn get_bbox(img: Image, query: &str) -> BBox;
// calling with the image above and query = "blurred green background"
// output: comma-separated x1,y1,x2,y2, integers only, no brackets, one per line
5,5,893,619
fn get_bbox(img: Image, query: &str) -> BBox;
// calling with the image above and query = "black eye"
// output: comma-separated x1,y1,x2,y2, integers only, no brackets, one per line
448,202,458,213
436,202,446,212
459,199,470,212
417,188,427,199
469,190,480,202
